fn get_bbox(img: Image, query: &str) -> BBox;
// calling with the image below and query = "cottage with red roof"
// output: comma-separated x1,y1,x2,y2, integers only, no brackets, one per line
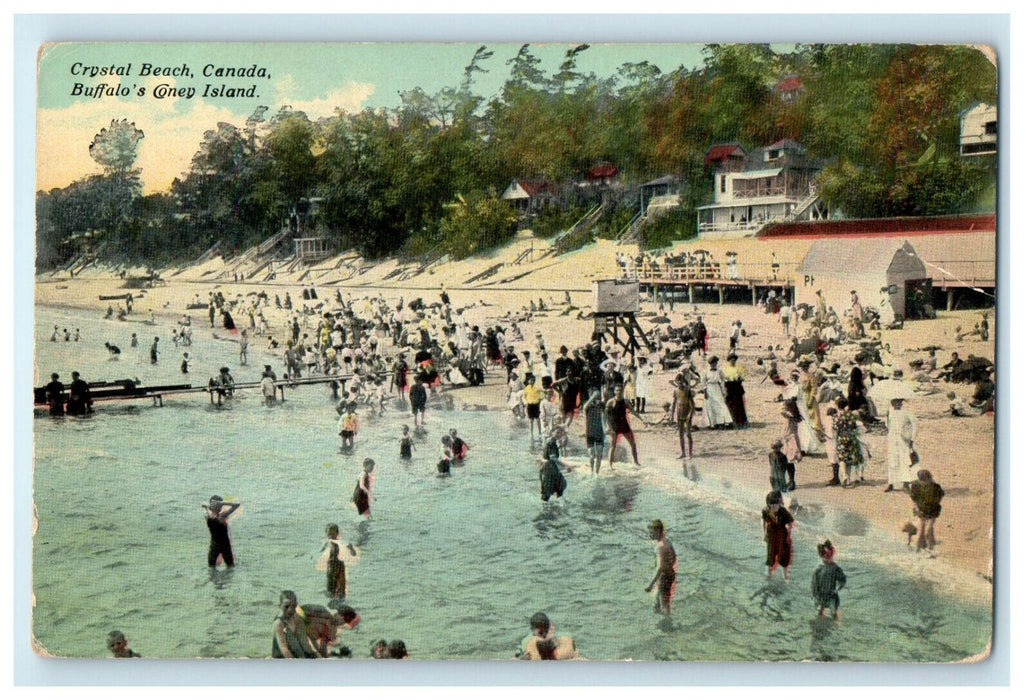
500,179,559,213
697,140,829,239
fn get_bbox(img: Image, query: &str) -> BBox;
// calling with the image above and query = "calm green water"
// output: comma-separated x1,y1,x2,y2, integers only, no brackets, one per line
32,306,991,660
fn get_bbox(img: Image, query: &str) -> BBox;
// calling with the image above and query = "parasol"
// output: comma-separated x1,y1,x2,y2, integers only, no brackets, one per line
868,377,916,409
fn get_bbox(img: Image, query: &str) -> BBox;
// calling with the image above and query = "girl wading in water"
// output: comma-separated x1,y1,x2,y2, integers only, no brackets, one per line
352,458,376,519
762,490,794,580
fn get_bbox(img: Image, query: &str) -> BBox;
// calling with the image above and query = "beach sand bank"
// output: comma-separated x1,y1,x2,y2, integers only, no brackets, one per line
34,237,996,612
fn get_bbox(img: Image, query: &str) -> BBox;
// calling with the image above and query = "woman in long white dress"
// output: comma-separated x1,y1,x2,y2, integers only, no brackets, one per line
703,356,734,428
507,372,525,417
879,289,897,327
885,397,917,492
781,371,822,456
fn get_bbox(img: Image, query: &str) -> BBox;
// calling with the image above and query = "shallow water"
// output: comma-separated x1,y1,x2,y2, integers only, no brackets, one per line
32,306,991,660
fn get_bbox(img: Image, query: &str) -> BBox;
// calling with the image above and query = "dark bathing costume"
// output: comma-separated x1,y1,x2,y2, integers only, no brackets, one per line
353,472,371,515
206,512,234,567
539,437,566,501
410,383,427,414
609,397,632,437
585,401,606,447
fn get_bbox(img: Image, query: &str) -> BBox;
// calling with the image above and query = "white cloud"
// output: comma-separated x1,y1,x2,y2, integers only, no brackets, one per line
37,76,377,194
38,77,240,195
272,78,376,119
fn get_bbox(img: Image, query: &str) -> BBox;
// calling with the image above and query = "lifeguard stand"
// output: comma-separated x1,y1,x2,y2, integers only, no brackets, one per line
592,279,655,354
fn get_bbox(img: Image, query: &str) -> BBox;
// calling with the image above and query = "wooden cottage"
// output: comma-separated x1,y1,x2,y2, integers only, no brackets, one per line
960,103,997,156
501,179,558,213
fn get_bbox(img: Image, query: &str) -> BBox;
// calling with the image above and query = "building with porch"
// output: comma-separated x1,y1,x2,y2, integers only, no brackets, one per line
697,139,829,239
960,102,997,156
639,174,682,218
500,179,559,214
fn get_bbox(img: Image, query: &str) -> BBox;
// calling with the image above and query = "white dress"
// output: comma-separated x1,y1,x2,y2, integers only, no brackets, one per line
703,369,734,427
886,407,917,488
879,294,897,325
635,365,654,400
782,382,822,454
507,378,524,410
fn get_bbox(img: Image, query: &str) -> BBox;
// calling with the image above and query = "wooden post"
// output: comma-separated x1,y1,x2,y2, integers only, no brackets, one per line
718,285,724,305
751,285,758,306
947,288,955,312
688,284,694,304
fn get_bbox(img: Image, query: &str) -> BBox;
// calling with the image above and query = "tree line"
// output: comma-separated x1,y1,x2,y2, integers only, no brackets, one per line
36,43,997,271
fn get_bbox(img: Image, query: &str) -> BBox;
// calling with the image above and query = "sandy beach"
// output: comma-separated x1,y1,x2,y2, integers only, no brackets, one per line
35,234,996,615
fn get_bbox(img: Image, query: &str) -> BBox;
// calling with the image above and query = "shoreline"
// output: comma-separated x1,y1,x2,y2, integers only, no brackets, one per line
34,267,996,614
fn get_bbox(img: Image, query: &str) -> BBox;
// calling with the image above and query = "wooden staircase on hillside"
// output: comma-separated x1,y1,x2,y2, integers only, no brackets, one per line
550,201,611,255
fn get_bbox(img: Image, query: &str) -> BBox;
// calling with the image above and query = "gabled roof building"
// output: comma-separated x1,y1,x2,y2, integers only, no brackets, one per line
697,140,829,239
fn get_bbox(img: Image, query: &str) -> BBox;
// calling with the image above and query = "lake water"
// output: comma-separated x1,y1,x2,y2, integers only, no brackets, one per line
32,305,991,661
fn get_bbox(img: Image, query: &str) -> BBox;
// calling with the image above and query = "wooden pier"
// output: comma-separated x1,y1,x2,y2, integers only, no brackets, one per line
34,372,390,415
619,259,796,306
624,257,994,309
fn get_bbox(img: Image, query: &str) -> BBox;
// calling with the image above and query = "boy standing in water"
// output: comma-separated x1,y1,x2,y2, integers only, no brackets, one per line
581,388,606,474
437,435,454,476
812,540,847,621
353,458,375,518
399,425,414,461
338,404,359,452
645,519,677,617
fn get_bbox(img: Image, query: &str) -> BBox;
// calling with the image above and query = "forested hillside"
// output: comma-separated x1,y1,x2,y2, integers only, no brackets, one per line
36,43,997,271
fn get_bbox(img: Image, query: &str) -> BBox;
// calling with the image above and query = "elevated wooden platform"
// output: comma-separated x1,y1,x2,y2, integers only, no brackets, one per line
33,371,391,415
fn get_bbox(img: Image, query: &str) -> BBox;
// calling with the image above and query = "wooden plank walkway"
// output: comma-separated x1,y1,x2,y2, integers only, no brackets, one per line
34,371,391,414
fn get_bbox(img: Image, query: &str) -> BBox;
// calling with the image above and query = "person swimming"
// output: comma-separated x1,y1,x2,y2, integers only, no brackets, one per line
106,630,141,658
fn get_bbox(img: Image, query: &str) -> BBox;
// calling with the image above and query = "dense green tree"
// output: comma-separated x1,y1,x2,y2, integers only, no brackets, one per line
438,190,518,258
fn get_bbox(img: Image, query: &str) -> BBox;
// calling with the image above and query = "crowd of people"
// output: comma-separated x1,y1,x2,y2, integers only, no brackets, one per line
41,273,988,660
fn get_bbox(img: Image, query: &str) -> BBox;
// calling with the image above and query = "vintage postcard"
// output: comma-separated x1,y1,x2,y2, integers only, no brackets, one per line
32,41,996,662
